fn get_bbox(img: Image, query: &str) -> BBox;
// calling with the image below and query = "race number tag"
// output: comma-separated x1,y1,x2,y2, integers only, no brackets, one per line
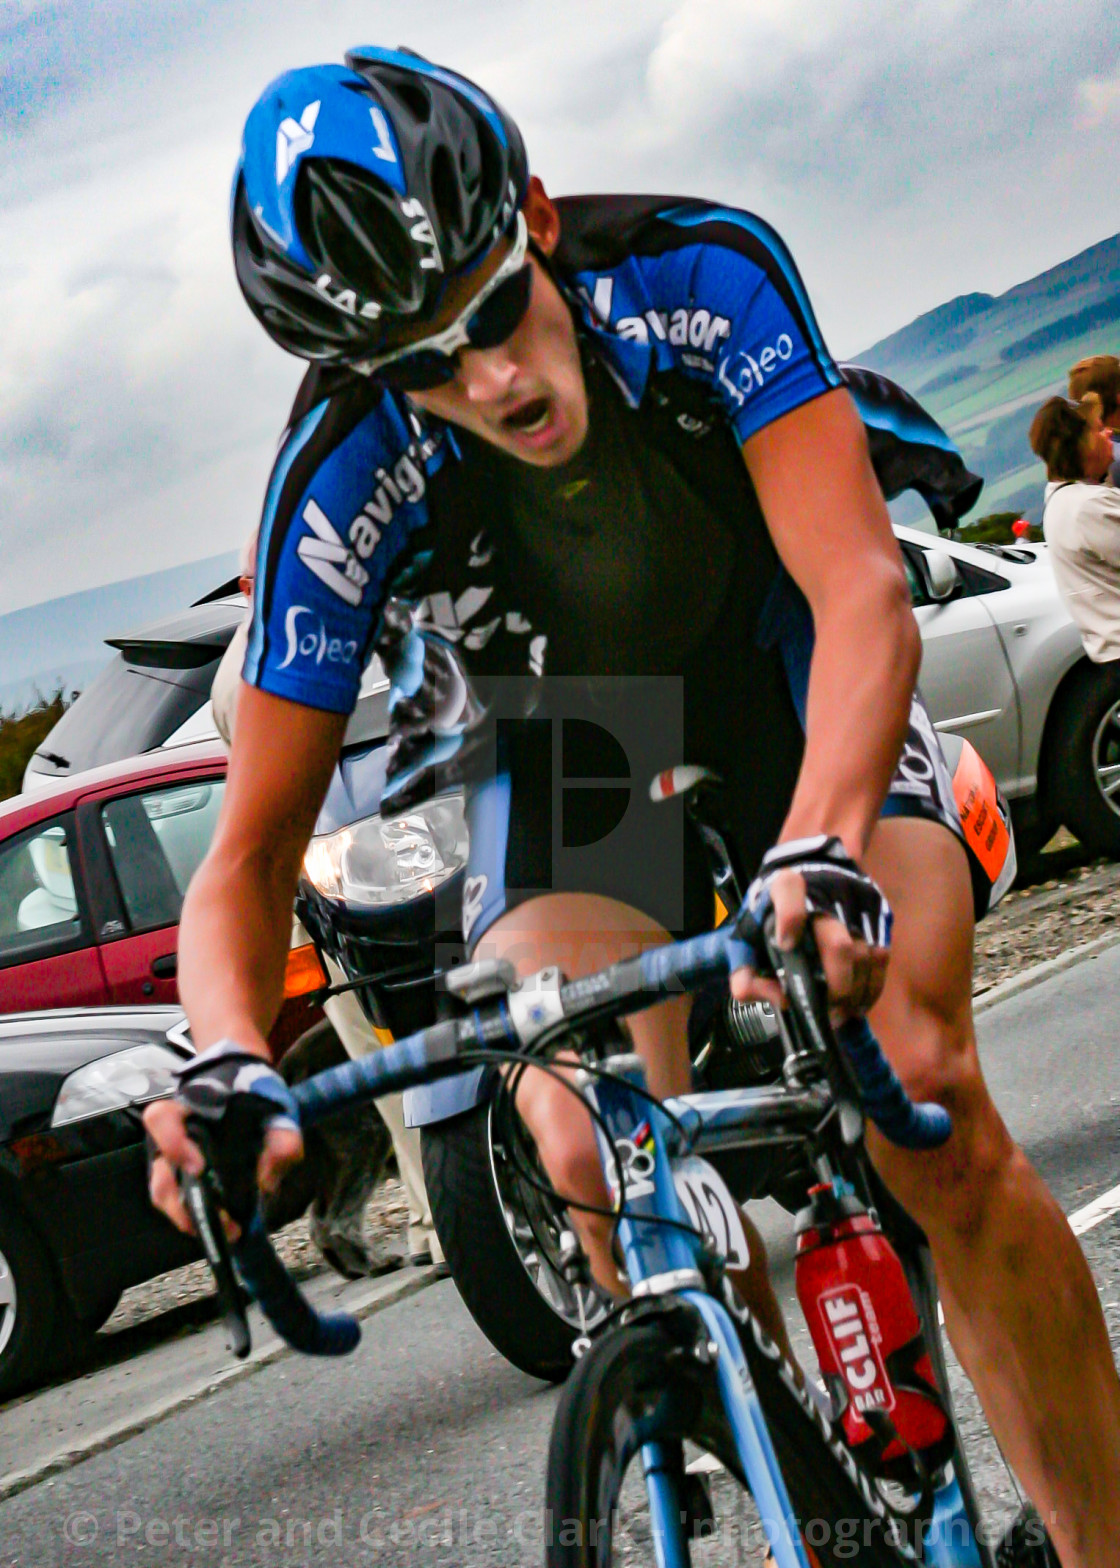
673,1157,750,1269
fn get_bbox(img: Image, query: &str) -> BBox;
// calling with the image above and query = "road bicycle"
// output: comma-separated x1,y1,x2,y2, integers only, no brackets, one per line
183,884,1057,1566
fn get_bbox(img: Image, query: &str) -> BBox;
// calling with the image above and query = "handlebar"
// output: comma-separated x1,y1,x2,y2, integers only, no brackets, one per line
181,1144,361,1360
188,924,949,1359
772,935,952,1153
834,1017,951,1151
230,1213,361,1356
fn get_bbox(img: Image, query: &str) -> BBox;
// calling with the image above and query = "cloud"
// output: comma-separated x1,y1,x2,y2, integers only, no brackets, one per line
0,0,241,140
635,0,1101,200
1079,64,1120,128
2,1,1120,619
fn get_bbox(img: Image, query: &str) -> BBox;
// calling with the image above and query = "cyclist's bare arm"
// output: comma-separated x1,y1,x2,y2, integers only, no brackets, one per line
737,387,920,1005
145,684,346,1231
177,684,346,1054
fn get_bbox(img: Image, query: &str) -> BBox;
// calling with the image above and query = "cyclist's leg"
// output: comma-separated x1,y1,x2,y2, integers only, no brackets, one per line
864,814,1120,1568
476,892,793,1354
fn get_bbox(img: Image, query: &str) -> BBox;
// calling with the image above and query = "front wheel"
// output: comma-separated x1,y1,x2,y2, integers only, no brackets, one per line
547,1314,919,1568
421,1101,608,1382
1046,660,1120,855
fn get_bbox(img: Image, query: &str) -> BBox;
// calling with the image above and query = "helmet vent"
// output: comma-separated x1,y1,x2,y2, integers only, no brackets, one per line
389,79,432,124
429,144,465,234
295,161,417,307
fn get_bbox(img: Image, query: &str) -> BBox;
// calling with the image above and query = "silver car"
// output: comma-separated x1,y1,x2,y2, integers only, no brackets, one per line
25,533,1120,858
896,525,1120,856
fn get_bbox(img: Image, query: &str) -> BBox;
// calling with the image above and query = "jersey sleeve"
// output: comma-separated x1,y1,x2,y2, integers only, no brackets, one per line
642,206,844,444
242,383,439,715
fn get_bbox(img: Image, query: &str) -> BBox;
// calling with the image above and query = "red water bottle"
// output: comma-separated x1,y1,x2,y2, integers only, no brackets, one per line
794,1180,950,1474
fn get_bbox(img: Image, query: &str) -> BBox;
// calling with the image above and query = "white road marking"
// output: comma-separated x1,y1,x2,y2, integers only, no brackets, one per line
1068,1181,1120,1238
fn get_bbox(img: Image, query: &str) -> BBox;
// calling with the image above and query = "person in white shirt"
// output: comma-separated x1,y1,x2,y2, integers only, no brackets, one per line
1030,393,1120,662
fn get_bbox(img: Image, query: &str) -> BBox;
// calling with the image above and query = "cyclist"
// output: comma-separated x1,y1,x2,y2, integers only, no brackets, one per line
145,49,1120,1565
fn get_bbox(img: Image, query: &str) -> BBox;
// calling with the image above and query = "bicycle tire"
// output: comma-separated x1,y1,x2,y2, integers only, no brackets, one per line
421,1103,583,1381
547,1314,923,1568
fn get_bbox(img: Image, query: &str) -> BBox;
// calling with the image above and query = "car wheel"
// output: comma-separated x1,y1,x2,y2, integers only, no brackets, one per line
0,1206,70,1399
76,1290,122,1337
1009,797,1055,865
1049,661,1120,857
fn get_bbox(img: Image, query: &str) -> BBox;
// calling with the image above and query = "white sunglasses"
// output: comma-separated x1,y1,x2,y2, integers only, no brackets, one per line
354,213,531,386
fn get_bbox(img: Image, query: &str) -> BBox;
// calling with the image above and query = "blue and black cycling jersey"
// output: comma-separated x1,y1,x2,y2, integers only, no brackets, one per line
245,193,978,713
245,194,979,939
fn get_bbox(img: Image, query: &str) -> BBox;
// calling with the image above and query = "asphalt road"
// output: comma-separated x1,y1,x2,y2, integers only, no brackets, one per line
3,943,1120,1568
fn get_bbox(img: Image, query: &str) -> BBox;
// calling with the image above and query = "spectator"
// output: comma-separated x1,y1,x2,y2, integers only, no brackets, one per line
210,545,446,1275
1068,354,1120,484
1029,394,1120,662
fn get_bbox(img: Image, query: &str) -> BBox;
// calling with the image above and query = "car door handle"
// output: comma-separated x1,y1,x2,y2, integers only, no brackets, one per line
151,953,178,979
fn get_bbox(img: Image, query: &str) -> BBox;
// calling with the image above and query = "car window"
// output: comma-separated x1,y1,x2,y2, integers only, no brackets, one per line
953,557,1011,596
902,545,1011,606
0,819,85,965
101,779,225,932
161,700,221,750
28,655,219,781
901,551,926,607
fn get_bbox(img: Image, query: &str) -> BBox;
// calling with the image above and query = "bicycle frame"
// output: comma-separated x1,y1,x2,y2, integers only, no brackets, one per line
199,921,985,1564
582,1055,980,1568
585,1054,814,1568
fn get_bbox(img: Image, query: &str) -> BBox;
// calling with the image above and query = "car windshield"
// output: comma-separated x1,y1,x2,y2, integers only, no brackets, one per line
31,656,218,776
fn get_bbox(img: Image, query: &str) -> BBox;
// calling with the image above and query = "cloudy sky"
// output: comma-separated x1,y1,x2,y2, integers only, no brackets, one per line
1,0,1116,616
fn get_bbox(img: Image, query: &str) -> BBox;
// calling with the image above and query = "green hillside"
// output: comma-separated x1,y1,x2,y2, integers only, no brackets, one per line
856,233,1120,524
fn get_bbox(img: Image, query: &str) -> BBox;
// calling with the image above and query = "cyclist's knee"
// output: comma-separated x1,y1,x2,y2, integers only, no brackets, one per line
530,1106,609,1210
873,1011,1016,1235
514,1068,605,1203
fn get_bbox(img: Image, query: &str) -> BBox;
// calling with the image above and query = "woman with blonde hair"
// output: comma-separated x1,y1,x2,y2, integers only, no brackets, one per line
1029,392,1120,661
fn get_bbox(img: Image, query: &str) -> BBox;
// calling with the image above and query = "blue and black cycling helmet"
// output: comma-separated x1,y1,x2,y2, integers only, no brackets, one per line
231,47,529,363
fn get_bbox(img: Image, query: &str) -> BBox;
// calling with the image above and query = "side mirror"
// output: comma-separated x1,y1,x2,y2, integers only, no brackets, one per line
923,549,961,603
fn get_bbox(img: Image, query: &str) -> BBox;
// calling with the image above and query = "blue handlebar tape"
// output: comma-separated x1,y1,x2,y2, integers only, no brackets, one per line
234,1216,360,1355
835,1018,952,1151
639,927,757,993
292,1019,462,1129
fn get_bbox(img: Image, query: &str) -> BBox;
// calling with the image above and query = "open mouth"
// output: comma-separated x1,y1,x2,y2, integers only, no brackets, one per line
502,396,552,435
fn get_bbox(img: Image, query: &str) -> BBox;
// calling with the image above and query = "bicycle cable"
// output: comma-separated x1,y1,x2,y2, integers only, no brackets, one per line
451,1043,716,1262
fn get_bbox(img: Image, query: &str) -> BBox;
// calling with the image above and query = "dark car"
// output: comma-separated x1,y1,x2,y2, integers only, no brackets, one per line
0,1006,196,1396
21,589,245,792
22,589,390,794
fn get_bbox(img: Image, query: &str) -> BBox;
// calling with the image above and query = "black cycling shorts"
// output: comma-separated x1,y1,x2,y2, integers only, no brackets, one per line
460,688,963,954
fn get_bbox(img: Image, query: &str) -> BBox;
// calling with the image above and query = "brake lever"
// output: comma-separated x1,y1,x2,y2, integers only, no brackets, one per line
179,1142,252,1360
762,921,865,1135
761,921,951,1152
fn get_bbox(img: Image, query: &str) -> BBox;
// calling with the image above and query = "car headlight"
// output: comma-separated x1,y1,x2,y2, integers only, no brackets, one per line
51,1044,186,1128
303,791,469,907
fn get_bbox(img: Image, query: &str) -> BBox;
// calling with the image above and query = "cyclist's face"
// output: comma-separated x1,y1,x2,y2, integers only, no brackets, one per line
406,181,589,467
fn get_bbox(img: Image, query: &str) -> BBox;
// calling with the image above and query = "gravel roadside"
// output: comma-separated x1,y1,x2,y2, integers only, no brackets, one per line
102,1179,412,1339
974,853,1120,995
101,848,1120,1345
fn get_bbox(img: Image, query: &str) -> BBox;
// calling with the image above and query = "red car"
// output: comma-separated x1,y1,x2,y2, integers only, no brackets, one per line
0,741,323,1052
